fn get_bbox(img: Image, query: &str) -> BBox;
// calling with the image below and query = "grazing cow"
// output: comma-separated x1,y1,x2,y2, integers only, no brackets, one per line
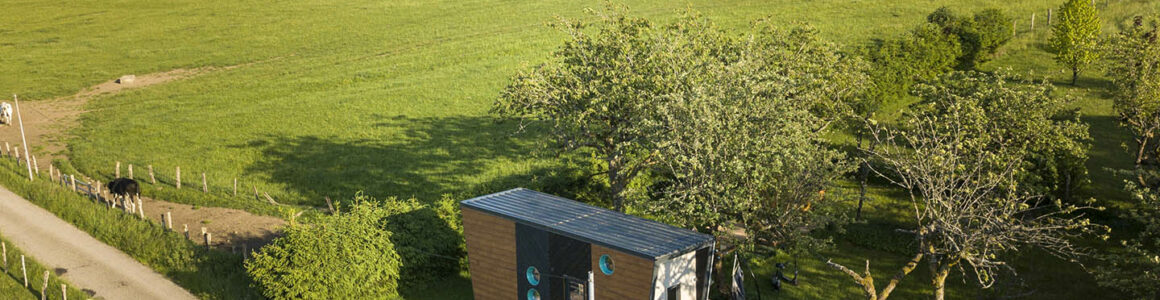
0,102,11,125
107,178,139,201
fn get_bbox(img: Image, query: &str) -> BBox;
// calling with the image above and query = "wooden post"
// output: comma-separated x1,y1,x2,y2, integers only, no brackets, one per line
202,227,211,248
183,224,189,240
204,232,212,248
21,255,27,288
4,142,8,156
14,149,19,164
40,271,48,300
48,165,54,181
202,173,208,193
325,196,334,213
1013,20,1018,37
14,95,32,181
233,178,238,197
137,196,145,219
128,164,133,179
2,242,6,272
148,165,156,184
61,284,67,300
115,161,121,178
175,166,181,189
1048,9,1053,27
165,211,172,230
32,156,38,175
1031,13,1036,31
70,175,76,191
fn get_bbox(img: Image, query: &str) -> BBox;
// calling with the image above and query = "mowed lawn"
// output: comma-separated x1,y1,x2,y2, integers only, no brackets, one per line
3,0,1158,299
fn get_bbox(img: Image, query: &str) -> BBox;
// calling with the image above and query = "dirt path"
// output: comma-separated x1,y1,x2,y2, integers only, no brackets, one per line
0,185,197,300
137,196,285,250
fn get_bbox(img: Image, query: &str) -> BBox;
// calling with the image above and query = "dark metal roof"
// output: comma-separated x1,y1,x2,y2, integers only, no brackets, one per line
461,188,715,260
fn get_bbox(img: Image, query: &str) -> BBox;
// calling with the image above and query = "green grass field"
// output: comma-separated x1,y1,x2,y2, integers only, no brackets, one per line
4,0,1160,299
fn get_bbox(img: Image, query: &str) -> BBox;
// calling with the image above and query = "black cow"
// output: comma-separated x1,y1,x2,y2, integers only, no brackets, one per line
107,178,139,200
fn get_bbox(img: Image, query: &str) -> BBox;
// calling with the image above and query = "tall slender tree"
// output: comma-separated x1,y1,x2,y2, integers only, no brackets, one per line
1050,0,1102,85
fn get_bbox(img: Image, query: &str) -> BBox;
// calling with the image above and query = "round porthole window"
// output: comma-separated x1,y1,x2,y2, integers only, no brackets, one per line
526,266,541,286
599,254,615,275
527,288,541,300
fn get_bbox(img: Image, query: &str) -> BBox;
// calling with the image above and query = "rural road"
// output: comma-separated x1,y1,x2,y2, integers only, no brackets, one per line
0,186,198,300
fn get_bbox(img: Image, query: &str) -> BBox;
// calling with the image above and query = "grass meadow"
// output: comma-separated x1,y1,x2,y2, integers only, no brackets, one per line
3,0,1159,298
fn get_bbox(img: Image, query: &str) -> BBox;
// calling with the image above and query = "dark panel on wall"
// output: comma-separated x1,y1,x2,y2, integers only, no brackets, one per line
517,223,551,300
592,244,655,299
549,232,590,300
695,247,709,300
462,207,518,300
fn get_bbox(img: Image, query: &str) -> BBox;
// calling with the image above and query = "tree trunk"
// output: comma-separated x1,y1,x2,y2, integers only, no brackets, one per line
607,156,627,212
929,256,955,300
856,128,868,220
878,252,923,299
1071,68,1079,86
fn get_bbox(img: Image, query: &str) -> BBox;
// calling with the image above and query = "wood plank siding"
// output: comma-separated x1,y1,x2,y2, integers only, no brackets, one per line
592,244,655,299
463,207,517,300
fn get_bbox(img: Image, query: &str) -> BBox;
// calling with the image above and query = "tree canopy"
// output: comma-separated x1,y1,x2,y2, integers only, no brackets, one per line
1050,0,1102,85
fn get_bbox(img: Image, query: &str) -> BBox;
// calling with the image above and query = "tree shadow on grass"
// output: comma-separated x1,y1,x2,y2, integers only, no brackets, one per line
242,115,549,206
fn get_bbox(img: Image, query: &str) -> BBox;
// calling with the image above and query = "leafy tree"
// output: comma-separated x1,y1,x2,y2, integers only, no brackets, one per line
855,23,961,218
644,15,868,252
246,195,402,299
926,7,1013,70
1050,0,1102,85
1094,180,1160,299
829,71,1103,300
494,7,666,212
1095,15,1160,299
1107,15,1160,185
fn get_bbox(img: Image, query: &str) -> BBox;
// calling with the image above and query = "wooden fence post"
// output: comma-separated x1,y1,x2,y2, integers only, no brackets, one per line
40,271,48,300
115,161,121,178
61,284,66,300
253,185,259,201
202,173,208,193
325,196,334,213
137,196,145,219
148,165,156,184
2,242,6,272
4,142,8,156
165,211,172,230
70,175,76,191
175,166,181,189
233,178,238,197
1013,20,1018,37
128,164,133,179
39,271,48,300
183,224,189,240
32,156,38,175
48,165,54,181
21,255,27,288
1048,9,1053,27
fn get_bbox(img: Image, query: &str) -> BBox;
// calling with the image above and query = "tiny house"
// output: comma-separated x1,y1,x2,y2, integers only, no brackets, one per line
462,188,715,300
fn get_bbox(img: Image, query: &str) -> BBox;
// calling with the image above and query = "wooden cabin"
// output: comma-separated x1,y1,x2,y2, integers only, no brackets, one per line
462,188,716,300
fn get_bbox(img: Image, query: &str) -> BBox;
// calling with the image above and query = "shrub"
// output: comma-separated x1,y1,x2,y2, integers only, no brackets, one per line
378,196,464,291
246,196,402,299
926,7,1014,69
860,23,961,107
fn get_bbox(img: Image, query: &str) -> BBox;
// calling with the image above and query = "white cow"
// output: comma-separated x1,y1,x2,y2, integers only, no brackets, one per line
0,102,11,125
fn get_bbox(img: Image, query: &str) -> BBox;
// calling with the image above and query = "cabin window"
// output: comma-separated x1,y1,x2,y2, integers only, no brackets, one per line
527,288,541,300
526,266,541,286
599,254,615,275
667,285,680,300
